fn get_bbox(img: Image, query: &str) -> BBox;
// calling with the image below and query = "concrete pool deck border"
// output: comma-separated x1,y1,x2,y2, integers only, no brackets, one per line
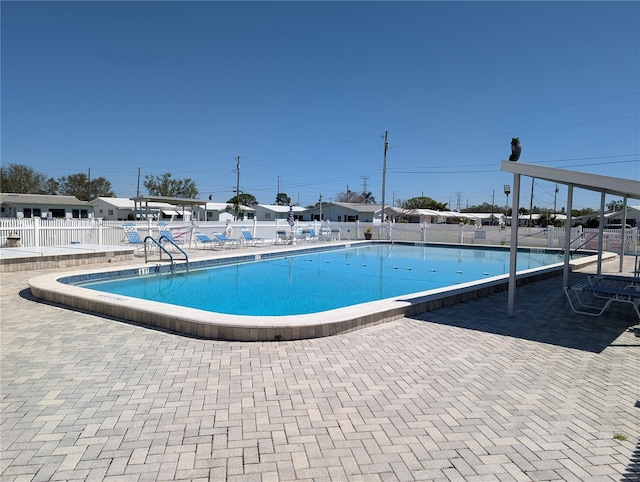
27,242,611,342
0,244,135,272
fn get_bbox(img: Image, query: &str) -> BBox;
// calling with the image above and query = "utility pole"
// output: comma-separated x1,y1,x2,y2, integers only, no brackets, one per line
381,131,389,222
87,168,91,201
136,167,141,197
491,190,495,225
529,177,534,228
319,192,323,221
235,156,241,220
277,176,281,202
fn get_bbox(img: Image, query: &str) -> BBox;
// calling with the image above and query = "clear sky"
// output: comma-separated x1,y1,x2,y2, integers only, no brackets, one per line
2,1,639,212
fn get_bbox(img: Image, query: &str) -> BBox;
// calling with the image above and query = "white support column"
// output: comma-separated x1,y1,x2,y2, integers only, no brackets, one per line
620,195,628,273
507,173,521,318
597,191,605,274
562,184,574,288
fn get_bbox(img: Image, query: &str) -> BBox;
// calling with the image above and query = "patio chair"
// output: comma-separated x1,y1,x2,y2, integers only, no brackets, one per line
213,233,241,249
193,231,218,249
240,226,265,246
565,283,640,320
588,274,639,288
275,230,290,244
157,221,185,250
122,222,146,253
301,228,321,242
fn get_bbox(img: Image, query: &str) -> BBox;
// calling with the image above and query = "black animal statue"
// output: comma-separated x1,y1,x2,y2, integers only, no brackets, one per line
509,137,521,161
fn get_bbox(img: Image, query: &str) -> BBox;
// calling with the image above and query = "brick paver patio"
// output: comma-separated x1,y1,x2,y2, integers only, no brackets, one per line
1,253,639,481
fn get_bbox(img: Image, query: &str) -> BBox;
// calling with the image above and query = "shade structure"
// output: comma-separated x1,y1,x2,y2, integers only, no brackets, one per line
500,160,640,318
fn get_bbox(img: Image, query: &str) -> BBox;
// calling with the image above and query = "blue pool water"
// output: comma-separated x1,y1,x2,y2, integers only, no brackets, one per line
78,244,566,316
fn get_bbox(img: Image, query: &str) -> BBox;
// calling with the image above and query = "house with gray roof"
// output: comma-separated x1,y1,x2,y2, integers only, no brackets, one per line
253,204,305,222
193,202,256,222
0,193,92,219
304,202,381,222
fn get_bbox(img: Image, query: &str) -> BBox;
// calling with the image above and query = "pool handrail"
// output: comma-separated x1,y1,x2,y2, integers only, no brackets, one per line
144,235,189,272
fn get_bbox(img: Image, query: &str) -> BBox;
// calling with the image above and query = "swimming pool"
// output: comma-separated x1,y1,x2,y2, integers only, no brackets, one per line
77,244,565,316
28,242,599,341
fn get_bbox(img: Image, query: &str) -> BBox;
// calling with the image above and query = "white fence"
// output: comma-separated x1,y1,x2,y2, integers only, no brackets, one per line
1,217,638,254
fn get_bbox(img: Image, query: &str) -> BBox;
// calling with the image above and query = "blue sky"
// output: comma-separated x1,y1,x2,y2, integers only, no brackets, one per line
2,1,638,212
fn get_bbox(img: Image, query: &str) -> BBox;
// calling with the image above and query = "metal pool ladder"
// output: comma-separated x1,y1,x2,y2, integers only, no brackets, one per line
143,236,189,273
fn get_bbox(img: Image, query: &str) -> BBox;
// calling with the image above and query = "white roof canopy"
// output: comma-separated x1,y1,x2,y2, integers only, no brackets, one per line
500,160,640,318
500,161,640,200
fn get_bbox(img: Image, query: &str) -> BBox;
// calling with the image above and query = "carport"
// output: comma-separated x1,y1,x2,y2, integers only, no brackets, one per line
500,160,640,317
131,195,209,222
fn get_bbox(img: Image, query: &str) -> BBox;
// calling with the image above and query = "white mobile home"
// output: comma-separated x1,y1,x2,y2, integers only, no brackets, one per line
254,204,305,222
1,193,92,219
304,202,381,222
194,202,256,222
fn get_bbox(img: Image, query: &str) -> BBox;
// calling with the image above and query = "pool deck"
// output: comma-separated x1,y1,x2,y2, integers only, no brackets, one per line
1,246,639,481
0,244,136,272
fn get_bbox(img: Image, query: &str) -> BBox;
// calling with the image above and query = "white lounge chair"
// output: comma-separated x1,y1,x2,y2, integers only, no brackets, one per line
240,226,265,246
275,230,290,244
565,283,640,320
588,274,639,288
213,233,241,249
122,222,146,254
193,231,218,249
157,221,185,250
301,228,321,242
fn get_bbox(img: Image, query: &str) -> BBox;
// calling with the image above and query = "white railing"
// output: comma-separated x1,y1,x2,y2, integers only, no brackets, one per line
2,217,638,253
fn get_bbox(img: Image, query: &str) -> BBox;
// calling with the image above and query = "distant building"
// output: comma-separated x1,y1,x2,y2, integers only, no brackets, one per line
193,202,256,222
0,193,92,219
90,197,181,221
304,202,381,222
254,204,305,222
603,205,639,228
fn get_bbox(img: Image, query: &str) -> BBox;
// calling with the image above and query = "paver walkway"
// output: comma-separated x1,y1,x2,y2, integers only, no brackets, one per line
1,253,639,481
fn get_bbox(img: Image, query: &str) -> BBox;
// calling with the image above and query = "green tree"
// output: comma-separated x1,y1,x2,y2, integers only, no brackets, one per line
0,163,52,194
335,190,375,203
401,196,448,210
44,177,60,195
227,193,258,207
462,202,504,213
275,192,291,205
362,191,376,204
58,173,115,201
607,200,623,212
143,173,198,198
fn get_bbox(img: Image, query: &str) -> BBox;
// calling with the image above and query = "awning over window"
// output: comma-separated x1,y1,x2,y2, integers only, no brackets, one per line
161,210,181,216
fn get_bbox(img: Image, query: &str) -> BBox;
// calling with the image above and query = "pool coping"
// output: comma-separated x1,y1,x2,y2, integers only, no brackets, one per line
27,242,612,341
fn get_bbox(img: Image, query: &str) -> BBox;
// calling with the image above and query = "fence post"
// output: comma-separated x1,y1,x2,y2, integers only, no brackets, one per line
33,217,41,247
547,225,554,248
97,218,104,245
